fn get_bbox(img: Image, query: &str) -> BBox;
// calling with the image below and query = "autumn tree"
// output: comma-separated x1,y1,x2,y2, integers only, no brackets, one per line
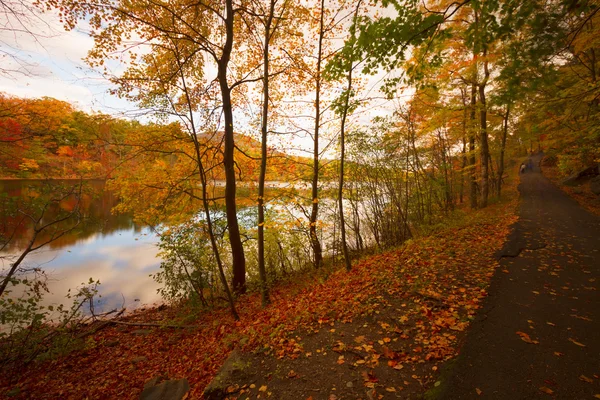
48,0,302,294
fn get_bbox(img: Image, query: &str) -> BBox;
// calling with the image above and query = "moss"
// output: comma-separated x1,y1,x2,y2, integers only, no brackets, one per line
423,357,459,400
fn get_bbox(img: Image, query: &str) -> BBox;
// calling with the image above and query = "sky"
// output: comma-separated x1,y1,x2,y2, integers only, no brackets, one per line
0,2,134,115
0,0,399,156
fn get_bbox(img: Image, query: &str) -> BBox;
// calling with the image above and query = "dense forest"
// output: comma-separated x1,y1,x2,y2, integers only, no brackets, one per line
1,0,599,397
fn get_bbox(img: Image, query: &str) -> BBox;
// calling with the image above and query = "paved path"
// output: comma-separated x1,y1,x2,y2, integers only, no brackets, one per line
441,154,600,399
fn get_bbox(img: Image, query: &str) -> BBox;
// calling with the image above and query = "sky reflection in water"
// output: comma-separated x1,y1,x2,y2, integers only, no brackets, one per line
1,180,163,313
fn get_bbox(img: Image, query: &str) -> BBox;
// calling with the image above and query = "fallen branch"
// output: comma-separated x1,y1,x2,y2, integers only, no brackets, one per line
77,309,127,339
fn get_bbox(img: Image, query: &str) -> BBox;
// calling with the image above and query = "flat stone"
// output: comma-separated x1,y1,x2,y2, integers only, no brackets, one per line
203,350,251,400
139,378,189,400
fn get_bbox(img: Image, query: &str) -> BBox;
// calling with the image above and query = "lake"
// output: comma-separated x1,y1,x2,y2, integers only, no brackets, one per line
0,180,162,313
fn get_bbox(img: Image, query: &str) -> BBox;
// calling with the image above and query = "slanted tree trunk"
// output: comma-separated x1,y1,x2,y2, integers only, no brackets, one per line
178,52,239,319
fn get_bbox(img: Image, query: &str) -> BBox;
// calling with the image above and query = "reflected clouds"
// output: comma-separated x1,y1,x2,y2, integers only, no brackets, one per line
12,228,162,313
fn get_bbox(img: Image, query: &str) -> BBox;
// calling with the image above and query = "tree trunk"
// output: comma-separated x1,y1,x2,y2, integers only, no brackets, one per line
336,0,361,272
309,0,325,269
479,57,490,208
257,0,276,307
179,52,239,318
218,0,246,293
469,82,478,209
497,104,510,197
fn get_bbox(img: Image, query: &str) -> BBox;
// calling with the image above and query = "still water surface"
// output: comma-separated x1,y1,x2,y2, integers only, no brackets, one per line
0,180,162,312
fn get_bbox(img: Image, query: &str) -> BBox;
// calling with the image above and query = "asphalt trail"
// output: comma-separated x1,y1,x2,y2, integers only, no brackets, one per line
440,154,600,399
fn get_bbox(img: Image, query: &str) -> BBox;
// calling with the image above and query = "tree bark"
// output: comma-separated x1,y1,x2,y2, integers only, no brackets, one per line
309,0,325,269
497,104,510,197
469,82,478,209
257,0,276,307
479,55,490,208
218,0,246,293
336,0,361,272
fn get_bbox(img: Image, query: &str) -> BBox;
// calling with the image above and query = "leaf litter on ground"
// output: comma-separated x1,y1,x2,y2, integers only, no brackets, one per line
0,195,518,399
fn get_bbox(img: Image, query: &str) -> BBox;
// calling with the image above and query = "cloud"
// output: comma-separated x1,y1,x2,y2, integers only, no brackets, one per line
0,4,135,114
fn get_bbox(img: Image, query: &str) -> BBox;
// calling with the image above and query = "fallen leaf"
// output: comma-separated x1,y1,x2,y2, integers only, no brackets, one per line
259,385,267,392
385,387,396,392
475,388,482,395
579,375,593,383
516,331,539,344
568,338,586,347
539,387,553,395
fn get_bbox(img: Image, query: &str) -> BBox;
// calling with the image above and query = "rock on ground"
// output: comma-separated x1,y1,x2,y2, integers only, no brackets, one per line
139,377,189,400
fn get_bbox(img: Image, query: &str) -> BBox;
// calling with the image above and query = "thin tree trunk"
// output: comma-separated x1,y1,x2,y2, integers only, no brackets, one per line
309,0,325,269
460,87,468,204
497,104,510,197
469,81,478,209
336,0,361,272
479,55,490,208
179,53,239,318
257,0,277,307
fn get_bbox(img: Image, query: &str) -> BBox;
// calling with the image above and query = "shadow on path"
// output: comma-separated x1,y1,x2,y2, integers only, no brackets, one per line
440,153,600,399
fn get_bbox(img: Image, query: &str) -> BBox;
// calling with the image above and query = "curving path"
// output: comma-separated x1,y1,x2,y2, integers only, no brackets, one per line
440,153,600,399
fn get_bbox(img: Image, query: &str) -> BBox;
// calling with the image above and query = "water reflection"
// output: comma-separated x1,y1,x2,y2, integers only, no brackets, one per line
0,180,162,312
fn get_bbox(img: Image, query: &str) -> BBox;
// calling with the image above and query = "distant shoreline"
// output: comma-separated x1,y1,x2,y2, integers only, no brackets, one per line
0,177,107,181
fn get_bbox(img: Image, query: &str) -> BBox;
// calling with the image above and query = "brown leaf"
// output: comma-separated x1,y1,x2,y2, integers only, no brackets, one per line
539,386,554,395
475,388,482,395
579,375,593,383
516,331,539,344
568,338,586,347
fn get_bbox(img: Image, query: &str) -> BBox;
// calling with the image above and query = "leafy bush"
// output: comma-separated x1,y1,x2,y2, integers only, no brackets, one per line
0,276,100,380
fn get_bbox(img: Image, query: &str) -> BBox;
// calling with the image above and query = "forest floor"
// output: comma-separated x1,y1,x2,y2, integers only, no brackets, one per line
0,190,518,400
541,159,600,217
17,161,599,399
